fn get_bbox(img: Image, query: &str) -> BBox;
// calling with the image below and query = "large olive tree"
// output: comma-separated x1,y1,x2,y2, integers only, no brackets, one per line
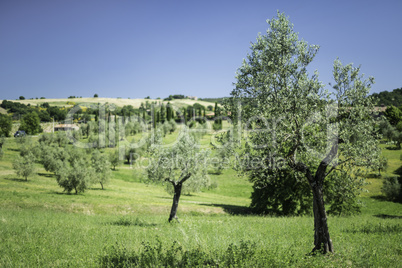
228,12,380,253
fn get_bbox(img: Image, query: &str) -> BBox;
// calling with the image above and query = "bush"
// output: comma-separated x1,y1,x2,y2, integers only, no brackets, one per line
100,240,269,267
0,114,12,137
19,111,43,135
382,176,402,202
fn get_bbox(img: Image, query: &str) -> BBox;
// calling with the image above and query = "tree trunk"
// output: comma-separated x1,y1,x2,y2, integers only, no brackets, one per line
168,183,182,222
311,182,333,254
100,182,104,190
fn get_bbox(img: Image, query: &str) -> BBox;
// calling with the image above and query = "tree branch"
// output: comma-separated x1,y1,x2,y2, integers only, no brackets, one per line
178,173,192,184
165,178,175,185
325,157,353,177
315,138,339,184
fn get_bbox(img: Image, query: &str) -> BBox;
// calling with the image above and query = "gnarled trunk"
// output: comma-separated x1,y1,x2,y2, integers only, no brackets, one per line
311,182,333,254
168,182,182,222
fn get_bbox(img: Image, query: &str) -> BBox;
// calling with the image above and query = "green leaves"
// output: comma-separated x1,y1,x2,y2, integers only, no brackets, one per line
228,12,380,217
146,128,210,194
13,152,36,181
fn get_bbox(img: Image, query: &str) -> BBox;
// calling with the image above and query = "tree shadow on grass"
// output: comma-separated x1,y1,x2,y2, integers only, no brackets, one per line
46,191,81,195
4,177,27,182
344,223,402,234
370,195,388,201
374,214,402,219
365,173,382,179
88,187,107,191
385,146,400,150
109,217,158,227
393,166,402,176
38,172,54,178
200,203,252,215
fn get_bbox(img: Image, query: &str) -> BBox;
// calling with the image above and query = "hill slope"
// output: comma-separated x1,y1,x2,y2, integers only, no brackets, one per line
1,97,216,109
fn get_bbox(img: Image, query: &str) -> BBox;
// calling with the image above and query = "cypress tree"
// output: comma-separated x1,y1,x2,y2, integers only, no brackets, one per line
152,105,156,129
167,103,172,121
161,103,166,123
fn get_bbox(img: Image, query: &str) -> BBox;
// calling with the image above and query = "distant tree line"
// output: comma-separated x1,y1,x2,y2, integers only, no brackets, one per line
199,97,226,104
371,87,402,106
163,94,187,101
0,100,67,122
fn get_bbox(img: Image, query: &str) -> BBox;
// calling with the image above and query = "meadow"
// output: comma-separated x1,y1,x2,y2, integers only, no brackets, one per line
0,131,401,267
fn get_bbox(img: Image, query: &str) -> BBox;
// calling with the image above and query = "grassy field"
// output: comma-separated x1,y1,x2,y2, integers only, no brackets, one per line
1,97,216,109
0,132,401,267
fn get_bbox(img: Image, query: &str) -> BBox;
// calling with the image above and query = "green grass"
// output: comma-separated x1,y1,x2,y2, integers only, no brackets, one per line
0,136,401,267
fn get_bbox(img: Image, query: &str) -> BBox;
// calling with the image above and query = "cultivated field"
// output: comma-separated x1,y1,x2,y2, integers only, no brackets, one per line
0,131,401,267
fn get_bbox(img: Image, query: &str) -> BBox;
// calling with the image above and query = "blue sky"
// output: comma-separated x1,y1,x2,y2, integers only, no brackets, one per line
0,0,401,100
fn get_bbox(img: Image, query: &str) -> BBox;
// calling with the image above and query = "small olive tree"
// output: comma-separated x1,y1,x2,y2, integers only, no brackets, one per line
109,149,121,170
146,129,210,222
91,150,111,189
56,157,94,194
13,152,36,181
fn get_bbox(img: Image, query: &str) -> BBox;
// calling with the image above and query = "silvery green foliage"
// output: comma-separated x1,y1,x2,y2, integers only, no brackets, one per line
56,154,94,194
91,150,111,189
146,127,210,194
13,152,36,181
230,12,379,184
228,12,380,220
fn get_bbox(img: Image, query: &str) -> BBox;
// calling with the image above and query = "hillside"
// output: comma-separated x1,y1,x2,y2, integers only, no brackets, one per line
1,97,217,109
371,87,402,106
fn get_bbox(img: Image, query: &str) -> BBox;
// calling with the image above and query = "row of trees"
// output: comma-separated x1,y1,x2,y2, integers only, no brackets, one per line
13,133,112,193
1,100,67,122
371,88,402,106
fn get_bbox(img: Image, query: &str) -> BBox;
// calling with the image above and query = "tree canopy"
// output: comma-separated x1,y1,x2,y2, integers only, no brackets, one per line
227,12,380,254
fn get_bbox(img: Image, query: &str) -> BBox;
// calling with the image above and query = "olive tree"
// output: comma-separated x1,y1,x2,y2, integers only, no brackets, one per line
146,129,210,222
109,149,121,170
91,150,111,189
228,12,380,253
13,152,36,181
56,157,93,194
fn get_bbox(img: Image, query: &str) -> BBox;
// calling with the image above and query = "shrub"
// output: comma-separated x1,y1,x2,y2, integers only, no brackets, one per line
19,111,43,135
100,240,265,267
0,114,12,137
382,176,402,202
